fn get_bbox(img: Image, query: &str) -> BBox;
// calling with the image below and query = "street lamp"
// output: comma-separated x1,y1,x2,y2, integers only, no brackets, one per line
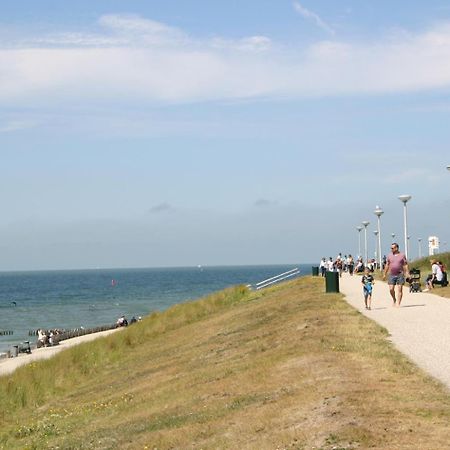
407,235,411,260
374,205,384,271
391,232,395,242
418,237,422,259
361,220,370,263
373,230,379,267
356,226,363,257
398,194,412,259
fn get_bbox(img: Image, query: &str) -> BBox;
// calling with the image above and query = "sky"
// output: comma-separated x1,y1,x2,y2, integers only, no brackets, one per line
1,0,450,270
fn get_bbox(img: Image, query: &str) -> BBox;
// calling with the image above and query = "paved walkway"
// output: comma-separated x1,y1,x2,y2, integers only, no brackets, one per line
339,273,450,391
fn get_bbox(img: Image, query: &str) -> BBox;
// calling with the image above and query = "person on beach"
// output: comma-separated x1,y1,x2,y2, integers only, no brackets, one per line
37,329,48,347
383,242,410,307
361,267,374,310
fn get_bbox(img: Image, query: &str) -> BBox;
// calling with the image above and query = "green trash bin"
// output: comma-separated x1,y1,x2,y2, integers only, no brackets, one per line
325,271,339,293
312,266,319,276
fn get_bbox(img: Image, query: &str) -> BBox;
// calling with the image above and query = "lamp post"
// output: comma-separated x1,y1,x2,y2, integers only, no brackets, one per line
362,221,370,263
418,237,422,259
391,232,395,242
398,195,412,259
374,205,384,271
407,235,411,260
373,230,379,267
356,226,363,258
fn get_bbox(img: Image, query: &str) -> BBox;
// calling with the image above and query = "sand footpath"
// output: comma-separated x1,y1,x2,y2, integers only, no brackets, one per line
339,272,450,390
0,328,122,377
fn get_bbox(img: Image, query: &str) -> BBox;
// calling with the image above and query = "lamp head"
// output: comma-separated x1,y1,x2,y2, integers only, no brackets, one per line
356,226,363,232
361,220,370,227
374,205,384,217
398,194,412,203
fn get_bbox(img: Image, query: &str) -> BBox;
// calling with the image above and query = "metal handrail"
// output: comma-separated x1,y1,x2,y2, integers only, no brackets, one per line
253,268,300,290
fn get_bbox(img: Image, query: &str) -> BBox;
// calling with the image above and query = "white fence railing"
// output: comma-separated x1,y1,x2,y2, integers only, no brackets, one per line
252,268,300,290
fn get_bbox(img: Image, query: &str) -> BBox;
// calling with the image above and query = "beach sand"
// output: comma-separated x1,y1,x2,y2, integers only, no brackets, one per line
0,328,122,377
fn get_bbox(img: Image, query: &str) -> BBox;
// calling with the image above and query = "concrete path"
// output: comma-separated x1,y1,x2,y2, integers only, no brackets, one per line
339,273,450,390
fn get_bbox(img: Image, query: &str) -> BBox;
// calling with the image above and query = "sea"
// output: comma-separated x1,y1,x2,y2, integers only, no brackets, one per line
0,264,311,354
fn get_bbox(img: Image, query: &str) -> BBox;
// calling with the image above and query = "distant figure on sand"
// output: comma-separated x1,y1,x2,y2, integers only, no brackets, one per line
116,315,128,327
361,267,374,310
383,242,409,307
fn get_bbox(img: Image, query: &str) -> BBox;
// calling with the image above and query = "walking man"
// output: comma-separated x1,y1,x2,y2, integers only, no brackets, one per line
383,242,410,307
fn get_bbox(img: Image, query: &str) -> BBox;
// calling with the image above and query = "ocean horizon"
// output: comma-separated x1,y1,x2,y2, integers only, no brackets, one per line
0,264,311,353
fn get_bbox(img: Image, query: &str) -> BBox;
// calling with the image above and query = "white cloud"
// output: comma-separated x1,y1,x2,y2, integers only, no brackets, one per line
211,35,272,52
2,15,450,107
293,2,335,36
98,14,187,46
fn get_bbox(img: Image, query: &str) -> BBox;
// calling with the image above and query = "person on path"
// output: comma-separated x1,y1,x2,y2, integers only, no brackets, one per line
327,257,335,272
383,242,410,307
361,267,374,310
347,254,354,275
319,258,327,277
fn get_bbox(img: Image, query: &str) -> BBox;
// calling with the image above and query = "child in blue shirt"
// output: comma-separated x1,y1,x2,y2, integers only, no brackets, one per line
361,267,374,310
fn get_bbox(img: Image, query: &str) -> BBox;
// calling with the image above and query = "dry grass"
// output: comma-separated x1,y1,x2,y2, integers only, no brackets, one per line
1,278,450,449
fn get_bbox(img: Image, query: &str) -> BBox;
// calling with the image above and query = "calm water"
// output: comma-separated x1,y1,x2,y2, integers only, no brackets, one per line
0,264,310,353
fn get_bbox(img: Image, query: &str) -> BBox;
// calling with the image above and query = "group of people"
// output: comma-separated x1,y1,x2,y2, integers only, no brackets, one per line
116,315,141,327
319,254,383,278
319,254,355,277
357,242,409,309
318,243,410,308
360,243,448,308
320,242,449,309
37,328,62,347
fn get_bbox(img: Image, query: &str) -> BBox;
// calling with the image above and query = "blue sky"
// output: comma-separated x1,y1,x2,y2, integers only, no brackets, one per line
1,1,450,270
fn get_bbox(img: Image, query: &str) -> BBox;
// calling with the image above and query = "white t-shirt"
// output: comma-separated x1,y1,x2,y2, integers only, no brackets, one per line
432,263,443,281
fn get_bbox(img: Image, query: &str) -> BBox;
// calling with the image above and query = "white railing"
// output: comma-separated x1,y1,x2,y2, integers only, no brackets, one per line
253,268,300,290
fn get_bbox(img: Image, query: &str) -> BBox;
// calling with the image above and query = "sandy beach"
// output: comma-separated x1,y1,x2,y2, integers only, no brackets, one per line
0,328,122,377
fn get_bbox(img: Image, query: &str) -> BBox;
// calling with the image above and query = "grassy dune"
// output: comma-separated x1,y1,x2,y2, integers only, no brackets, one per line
1,277,450,449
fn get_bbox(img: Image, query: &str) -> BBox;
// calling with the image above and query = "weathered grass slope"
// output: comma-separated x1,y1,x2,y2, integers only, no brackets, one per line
1,278,450,449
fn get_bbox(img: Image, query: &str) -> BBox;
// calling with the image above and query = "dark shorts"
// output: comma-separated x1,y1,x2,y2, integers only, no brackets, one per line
388,274,405,286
